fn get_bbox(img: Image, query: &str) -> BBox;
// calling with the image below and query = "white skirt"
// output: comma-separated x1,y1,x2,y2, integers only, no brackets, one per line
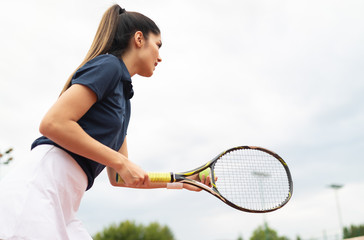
0,145,92,240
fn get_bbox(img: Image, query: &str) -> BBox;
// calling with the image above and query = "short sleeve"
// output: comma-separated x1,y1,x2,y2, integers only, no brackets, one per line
71,55,122,101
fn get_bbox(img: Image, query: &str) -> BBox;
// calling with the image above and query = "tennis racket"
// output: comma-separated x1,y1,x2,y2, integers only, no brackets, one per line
116,146,293,213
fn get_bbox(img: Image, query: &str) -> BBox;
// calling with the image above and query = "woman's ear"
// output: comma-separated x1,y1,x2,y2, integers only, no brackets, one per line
133,31,145,48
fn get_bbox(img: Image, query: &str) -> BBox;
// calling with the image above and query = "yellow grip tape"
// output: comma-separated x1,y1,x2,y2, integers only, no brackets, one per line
148,172,172,182
116,172,171,183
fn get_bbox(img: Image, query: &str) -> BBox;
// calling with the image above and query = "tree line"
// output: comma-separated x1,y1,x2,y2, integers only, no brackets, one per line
94,221,364,240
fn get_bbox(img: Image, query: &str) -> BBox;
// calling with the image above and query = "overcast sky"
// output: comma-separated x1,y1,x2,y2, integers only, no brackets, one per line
1,0,363,239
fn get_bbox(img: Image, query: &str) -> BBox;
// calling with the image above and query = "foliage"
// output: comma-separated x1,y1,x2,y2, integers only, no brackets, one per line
93,220,175,240
0,148,14,165
343,224,364,239
250,224,289,240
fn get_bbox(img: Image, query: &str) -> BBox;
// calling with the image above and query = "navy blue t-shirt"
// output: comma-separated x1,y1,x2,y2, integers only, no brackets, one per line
31,54,133,190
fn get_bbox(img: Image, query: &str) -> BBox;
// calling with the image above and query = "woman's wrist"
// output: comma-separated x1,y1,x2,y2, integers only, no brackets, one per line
110,151,127,173
166,182,183,189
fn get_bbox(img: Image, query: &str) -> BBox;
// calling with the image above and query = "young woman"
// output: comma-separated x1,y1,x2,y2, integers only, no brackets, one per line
0,4,210,240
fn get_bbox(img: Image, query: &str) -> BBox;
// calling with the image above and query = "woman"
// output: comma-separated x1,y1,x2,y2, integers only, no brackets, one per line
0,4,210,240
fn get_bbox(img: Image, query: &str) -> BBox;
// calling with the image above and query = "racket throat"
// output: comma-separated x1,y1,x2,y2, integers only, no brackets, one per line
171,172,176,182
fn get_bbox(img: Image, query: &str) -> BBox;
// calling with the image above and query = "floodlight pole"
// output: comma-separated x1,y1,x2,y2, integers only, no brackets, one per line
329,184,344,239
252,171,270,240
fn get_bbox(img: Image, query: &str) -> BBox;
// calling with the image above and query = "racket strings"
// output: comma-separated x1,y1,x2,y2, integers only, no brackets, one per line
214,149,291,211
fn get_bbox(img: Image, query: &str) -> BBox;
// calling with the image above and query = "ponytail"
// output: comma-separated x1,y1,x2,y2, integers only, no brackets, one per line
60,4,160,95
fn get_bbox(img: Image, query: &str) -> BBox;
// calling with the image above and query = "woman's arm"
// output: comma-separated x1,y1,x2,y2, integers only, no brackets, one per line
39,84,148,187
107,138,212,191
107,137,167,188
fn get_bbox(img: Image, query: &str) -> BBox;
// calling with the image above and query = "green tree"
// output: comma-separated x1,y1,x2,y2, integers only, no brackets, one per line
343,224,364,239
93,220,175,240
250,224,289,240
144,222,174,240
0,148,14,165
0,148,14,179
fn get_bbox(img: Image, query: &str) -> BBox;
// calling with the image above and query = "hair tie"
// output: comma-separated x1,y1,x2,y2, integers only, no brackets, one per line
119,8,126,14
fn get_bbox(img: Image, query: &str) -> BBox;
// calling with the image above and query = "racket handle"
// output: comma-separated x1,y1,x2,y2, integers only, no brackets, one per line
148,172,172,182
116,172,172,183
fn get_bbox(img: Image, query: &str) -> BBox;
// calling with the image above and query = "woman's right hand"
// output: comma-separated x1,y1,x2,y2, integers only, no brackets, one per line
115,157,150,187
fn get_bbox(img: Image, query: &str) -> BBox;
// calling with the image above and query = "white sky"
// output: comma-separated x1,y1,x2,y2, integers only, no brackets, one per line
1,0,363,239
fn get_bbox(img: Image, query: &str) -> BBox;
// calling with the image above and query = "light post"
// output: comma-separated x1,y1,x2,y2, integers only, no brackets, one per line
252,171,270,240
329,184,344,239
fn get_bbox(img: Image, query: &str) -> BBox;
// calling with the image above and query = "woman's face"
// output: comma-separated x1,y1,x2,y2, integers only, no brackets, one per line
137,33,162,77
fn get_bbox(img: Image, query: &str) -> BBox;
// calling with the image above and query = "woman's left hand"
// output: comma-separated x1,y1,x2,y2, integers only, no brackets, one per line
183,173,214,192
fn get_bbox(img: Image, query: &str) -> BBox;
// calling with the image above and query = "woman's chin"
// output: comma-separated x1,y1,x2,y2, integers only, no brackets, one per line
139,71,154,78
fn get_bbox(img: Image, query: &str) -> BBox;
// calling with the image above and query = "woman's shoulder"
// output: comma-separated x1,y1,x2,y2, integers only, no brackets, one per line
73,54,124,82
78,54,123,77
88,54,121,68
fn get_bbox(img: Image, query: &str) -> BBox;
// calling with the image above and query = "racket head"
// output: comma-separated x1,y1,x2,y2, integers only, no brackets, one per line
207,146,293,213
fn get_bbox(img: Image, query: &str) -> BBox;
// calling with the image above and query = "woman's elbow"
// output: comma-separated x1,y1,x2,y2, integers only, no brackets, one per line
39,116,58,138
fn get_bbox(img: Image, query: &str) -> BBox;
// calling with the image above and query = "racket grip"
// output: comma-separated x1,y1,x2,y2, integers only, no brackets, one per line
148,172,172,182
116,172,172,183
